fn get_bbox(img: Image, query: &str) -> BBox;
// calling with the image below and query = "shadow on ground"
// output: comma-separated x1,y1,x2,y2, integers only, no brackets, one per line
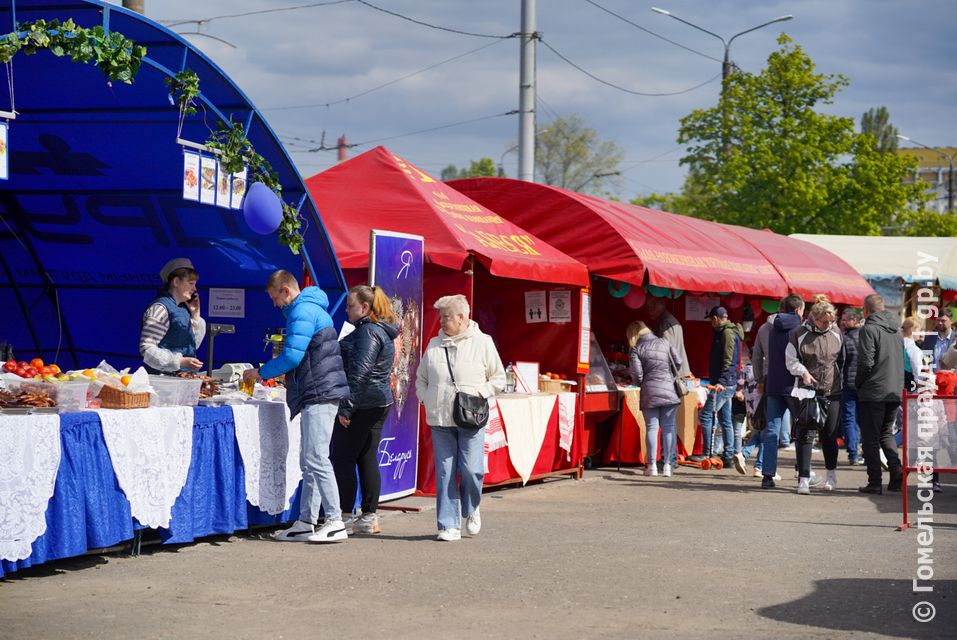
757,578,957,638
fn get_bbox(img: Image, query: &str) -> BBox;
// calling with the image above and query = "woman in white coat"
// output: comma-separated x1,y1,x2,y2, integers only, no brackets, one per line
415,295,506,541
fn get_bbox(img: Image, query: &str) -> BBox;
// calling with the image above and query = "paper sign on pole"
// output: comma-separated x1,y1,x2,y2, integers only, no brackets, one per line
525,291,546,324
578,289,591,373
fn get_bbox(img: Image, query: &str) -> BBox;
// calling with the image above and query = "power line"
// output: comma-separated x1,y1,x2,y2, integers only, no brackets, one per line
263,39,506,111
286,110,518,151
536,93,562,121
539,38,721,97
355,0,514,39
584,0,722,63
619,146,684,173
161,0,354,28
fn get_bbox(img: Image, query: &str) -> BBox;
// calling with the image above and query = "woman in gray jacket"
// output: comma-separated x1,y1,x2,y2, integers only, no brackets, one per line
627,321,683,477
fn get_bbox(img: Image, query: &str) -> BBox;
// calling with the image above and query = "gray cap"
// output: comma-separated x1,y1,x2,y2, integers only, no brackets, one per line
160,258,195,282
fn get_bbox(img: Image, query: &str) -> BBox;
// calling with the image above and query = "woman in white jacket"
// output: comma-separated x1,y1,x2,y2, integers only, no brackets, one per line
415,294,505,541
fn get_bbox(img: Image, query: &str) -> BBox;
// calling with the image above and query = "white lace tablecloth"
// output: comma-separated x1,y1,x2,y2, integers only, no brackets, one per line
0,414,61,562
97,407,193,529
231,401,302,515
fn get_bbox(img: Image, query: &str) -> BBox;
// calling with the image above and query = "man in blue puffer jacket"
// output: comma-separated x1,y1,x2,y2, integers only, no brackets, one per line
243,270,351,543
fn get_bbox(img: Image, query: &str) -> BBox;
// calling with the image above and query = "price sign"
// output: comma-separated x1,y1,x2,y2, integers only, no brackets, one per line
209,288,245,318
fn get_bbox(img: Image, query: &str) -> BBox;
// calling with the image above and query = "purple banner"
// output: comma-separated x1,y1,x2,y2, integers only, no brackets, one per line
370,230,424,500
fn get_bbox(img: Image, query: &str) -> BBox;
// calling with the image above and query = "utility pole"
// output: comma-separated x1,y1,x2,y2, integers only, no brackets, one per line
517,0,536,182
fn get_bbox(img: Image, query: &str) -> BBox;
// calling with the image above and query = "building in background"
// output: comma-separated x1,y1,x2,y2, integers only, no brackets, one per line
898,146,957,214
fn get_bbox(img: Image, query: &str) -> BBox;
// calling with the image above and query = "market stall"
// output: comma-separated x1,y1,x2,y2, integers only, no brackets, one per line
451,178,874,465
0,0,346,371
790,234,957,319
306,147,592,491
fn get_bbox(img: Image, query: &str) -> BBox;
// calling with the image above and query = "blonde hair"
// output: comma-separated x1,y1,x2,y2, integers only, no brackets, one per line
811,294,830,306
901,316,918,336
626,320,651,347
434,294,470,319
349,285,397,324
810,300,836,324
266,269,299,291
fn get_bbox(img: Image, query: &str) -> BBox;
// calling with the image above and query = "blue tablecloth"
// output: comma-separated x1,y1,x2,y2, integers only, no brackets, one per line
1,407,301,578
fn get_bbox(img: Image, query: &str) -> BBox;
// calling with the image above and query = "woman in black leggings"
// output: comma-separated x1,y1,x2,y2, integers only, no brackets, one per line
785,298,844,494
332,285,398,533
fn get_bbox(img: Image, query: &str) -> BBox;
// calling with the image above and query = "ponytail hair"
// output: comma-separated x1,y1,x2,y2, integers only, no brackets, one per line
350,284,398,324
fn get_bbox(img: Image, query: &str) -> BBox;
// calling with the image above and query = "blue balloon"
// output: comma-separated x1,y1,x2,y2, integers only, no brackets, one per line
243,182,283,235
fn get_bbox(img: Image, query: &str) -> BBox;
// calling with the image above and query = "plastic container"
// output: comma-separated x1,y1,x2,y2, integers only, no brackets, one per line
149,375,202,407
53,380,92,413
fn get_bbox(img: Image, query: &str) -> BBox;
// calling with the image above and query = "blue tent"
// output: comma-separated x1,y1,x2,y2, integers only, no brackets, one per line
0,0,346,371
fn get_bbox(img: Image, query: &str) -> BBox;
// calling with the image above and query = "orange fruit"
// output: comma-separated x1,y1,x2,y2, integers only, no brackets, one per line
120,375,132,386
82,369,96,378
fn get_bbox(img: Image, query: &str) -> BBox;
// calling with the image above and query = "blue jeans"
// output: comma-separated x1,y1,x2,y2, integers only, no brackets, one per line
760,395,792,477
699,388,735,457
742,429,764,470
642,404,679,466
299,402,342,524
841,388,860,460
431,425,485,531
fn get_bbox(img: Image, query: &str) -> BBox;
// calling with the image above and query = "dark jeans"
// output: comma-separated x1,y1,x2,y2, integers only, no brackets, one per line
858,400,902,486
331,405,389,514
795,395,841,478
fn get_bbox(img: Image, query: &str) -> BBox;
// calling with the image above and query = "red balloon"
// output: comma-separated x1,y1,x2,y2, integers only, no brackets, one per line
623,287,646,309
942,289,957,304
725,293,744,309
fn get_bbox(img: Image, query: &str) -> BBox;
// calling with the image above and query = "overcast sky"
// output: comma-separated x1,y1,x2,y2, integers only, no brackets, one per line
118,0,957,198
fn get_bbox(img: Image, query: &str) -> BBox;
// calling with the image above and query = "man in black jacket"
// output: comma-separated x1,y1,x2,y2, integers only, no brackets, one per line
840,308,863,465
856,294,905,494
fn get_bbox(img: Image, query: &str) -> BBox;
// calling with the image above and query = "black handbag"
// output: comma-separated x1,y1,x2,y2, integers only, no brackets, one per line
443,348,489,430
795,393,828,430
751,393,768,431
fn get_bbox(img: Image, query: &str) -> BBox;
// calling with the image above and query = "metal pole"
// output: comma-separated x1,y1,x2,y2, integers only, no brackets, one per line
947,157,954,213
518,0,536,182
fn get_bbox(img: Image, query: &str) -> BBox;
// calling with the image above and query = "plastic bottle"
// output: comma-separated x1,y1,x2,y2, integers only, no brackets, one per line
505,362,515,393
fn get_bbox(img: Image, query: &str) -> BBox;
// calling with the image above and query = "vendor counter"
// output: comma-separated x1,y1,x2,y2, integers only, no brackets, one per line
0,402,301,578
603,389,700,465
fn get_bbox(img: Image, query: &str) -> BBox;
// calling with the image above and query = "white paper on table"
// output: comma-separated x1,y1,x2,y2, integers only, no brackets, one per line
514,361,539,394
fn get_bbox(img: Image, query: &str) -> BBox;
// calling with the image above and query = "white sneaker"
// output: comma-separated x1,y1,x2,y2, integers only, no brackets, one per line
643,465,658,477
662,464,673,477
772,473,782,481
797,477,811,495
808,472,825,488
824,470,837,492
733,452,747,475
437,528,461,541
466,508,482,535
354,512,380,534
274,520,315,542
341,513,356,534
752,467,763,478
307,519,348,543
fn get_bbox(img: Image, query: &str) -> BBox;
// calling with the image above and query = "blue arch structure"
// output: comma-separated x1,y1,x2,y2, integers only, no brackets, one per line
0,0,346,371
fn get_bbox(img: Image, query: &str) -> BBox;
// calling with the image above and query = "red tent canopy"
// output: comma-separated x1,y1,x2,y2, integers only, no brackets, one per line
722,225,874,305
305,147,589,286
450,178,788,297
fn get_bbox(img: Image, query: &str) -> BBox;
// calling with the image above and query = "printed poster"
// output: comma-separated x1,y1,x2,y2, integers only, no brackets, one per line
208,288,245,318
182,151,199,201
685,295,719,322
369,230,424,501
0,122,7,181
549,290,572,323
525,290,546,324
230,167,248,210
199,155,217,205
216,159,231,208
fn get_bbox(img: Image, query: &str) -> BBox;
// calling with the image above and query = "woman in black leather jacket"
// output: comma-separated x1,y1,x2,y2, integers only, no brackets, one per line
332,285,399,534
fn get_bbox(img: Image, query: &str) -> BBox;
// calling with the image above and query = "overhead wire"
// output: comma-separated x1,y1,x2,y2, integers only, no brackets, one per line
161,0,354,28
264,38,507,111
583,0,722,63
539,38,721,97
355,0,514,39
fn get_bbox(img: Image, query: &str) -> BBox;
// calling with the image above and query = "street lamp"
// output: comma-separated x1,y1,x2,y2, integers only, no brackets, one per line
651,8,793,82
897,134,956,213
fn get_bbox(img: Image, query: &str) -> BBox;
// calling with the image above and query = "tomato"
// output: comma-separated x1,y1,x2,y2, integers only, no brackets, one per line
2,361,16,373
40,366,54,377
30,358,44,370
18,361,28,369
16,367,28,378
25,367,38,378
49,364,61,375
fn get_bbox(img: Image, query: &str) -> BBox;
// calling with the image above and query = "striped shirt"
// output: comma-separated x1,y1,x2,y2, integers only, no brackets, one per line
139,303,206,372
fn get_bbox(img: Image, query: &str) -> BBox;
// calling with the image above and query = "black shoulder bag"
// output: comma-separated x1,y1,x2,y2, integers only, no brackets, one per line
667,346,689,398
443,347,489,430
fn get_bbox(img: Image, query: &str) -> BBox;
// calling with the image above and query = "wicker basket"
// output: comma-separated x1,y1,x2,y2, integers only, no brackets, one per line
98,384,150,409
539,379,575,394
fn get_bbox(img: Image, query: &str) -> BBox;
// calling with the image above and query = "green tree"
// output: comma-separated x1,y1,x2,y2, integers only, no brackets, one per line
893,209,957,237
676,35,924,235
440,158,497,182
535,114,623,195
861,106,898,153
